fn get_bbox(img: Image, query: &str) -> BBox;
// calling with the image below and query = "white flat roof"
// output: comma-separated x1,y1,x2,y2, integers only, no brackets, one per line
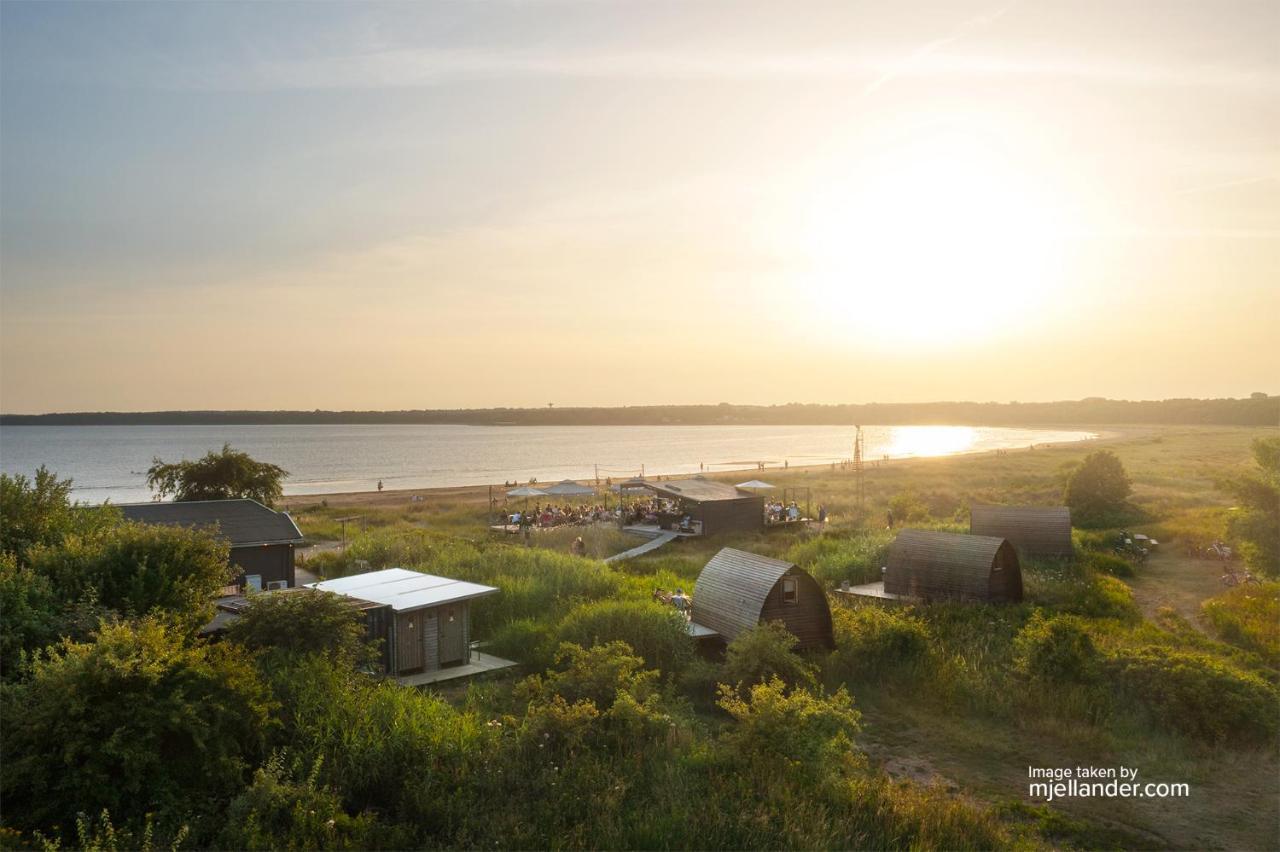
307,567,498,612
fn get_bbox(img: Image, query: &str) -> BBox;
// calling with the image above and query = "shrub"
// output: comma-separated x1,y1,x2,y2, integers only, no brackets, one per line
0,619,274,835
227,589,375,668
0,552,61,678
0,467,118,567
29,522,235,632
555,599,692,676
1064,450,1134,528
1201,582,1280,666
1221,436,1280,576
716,678,860,779
723,621,818,692
1012,611,1099,683
888,491,930,524
220,754,385,850
1104,645,1279,744
785,531,891,587
829,605,932,682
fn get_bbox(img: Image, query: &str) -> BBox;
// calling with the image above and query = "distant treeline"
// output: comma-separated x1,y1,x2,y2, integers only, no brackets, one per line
2,396,1276,427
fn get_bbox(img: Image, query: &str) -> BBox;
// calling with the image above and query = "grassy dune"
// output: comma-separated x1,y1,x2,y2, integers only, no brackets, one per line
291,424,1278,849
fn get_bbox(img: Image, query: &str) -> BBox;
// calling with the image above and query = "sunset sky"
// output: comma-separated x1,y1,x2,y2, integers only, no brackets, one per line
1,0,1276,413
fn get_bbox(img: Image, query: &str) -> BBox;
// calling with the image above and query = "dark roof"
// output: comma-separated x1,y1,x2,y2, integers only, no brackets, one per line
885,529,1022,602
692,547,797,641
970,505,1073,557
645,477,751,503
118,499,304,547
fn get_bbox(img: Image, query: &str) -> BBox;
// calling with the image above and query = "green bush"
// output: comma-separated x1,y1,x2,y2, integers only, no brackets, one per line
555,599,692,676
227,589,375,668
723,621,818,693
829,605,932,682
0,619,274,836
1012,611,1099,683
1104,645,1279,744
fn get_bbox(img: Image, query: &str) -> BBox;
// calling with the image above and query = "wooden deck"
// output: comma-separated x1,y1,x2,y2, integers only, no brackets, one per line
398,650,518,687
831,580,911,602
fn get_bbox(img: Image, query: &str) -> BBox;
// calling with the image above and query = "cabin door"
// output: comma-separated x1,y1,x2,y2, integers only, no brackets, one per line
396,612,426,673
438,606,465,666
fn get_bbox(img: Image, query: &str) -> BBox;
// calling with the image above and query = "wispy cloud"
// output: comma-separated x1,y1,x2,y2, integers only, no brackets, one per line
860,2,1015,96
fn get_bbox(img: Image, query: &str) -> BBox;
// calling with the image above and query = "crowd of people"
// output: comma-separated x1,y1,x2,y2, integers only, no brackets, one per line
508,503,618,528
765,500,802,524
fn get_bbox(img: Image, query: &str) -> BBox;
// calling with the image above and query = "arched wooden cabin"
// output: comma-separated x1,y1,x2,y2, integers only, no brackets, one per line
691,547,833,649
970,504,1073,558
885,530,1023,603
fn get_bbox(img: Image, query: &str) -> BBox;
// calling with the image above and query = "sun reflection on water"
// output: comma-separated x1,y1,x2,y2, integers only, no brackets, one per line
886,426,977,458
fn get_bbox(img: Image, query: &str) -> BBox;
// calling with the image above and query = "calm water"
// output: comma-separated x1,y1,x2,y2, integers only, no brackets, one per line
0,424,1096,504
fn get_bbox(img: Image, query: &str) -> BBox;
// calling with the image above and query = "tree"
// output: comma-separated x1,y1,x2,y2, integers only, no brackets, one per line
0,467,117,566
1223,437,1280,576
147,444,288,506
0,618,274,835
29,522,235,632
0,551,61,678
1064,449,1133,527
227,589,374,668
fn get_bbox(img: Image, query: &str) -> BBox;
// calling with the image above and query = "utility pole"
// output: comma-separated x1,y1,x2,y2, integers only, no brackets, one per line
853,425,865,510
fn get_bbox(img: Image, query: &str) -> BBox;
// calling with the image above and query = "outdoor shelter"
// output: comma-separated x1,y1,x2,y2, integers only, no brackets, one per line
641,477,764,536
885,529,1023,603
310,568,499,676
118,498,304,592
543,479,595,497
690,547,833,649
970,504,1073,558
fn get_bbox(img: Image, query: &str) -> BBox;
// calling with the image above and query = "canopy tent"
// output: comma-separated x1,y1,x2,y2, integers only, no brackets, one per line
543,479,595,497
735,479,777,490
506,486,547,498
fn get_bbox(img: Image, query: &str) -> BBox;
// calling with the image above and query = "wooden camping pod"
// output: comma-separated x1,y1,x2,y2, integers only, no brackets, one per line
885,530,1023,603
970,504,1073,558
691,547,833,649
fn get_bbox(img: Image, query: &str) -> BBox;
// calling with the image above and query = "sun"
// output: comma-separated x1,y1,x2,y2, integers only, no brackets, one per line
797,131,1072,347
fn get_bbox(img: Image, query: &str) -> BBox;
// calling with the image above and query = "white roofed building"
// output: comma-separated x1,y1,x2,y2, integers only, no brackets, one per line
310,568,500,679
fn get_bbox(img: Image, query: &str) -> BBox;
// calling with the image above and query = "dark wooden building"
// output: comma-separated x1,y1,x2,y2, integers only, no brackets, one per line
970,504,1073,558
691,547,833,649
119,499,304,591
311,568,499,677
644,478,764,536
885,529,1023,603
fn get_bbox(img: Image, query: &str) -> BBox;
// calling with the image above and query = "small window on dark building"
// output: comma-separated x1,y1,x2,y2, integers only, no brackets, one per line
782,577,798,604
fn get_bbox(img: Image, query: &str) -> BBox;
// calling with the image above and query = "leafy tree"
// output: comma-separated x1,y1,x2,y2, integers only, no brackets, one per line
146,443,288,506
0,467,117,566
0,618,275,835
29,522,235,632
722,621,818,693
1064,449,1133,527
1222,436,1280,576
227,589,375,668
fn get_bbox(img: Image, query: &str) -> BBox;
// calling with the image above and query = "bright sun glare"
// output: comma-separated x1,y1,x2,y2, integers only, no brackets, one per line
801,132,1072,346
886,425,978,457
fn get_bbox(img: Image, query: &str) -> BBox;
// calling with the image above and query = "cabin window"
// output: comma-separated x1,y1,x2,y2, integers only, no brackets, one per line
782,577,798,604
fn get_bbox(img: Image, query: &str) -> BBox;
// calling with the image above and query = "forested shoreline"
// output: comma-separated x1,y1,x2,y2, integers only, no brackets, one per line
3,396,1276,427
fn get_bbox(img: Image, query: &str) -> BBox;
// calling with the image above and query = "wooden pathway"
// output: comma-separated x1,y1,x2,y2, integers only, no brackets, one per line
604,530,679,563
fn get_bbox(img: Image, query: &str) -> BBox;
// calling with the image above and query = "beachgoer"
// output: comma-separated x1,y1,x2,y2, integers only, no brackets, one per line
377,479,383,492
818,505,828,524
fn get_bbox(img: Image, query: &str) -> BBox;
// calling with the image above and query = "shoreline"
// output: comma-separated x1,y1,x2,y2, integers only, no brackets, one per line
277,427,1123,512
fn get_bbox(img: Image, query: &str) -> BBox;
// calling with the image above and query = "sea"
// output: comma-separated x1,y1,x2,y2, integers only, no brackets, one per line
0,423,1097,504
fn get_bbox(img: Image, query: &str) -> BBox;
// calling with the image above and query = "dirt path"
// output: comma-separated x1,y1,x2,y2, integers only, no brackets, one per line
1126,548,1227,630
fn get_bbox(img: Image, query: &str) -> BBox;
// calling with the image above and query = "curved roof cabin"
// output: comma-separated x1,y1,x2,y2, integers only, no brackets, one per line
885,530,1023,603
970,504,1073,558
691,547,833,649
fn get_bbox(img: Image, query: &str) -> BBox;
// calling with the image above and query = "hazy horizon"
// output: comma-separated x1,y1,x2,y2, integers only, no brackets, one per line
2,1,1277,414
